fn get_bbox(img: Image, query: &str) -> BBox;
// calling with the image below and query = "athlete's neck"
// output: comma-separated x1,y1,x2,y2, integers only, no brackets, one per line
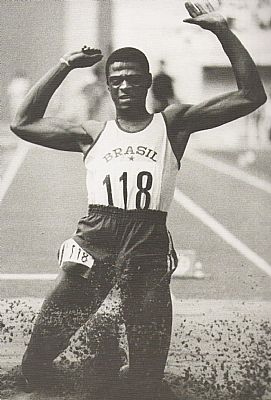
116,107,150,122
116,109,153,133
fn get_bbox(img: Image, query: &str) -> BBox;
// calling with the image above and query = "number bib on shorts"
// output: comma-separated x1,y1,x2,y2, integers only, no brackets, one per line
58,238,94,269
84,113,179,212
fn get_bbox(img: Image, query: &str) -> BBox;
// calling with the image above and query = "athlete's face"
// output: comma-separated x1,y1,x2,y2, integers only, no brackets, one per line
107,61,151,111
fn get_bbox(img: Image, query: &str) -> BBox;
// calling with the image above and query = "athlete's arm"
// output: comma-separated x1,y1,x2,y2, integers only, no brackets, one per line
10,47,103,152
165,1,267,137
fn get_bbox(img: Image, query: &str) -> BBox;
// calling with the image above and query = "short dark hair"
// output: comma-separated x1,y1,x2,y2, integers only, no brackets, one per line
105,47,150,79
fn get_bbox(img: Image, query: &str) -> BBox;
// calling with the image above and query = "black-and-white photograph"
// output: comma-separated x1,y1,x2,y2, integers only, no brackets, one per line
0,1,271,399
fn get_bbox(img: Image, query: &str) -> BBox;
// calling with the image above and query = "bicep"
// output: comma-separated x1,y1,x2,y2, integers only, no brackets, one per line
11,117,92,152
174,91,259,134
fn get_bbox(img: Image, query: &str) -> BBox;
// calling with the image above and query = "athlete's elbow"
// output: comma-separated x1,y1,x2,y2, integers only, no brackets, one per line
10,111,32,133
10,122,31,142
241,87,267,110
10,122,22,137
251,91,267,109
10,122,21,136
256,91,267,107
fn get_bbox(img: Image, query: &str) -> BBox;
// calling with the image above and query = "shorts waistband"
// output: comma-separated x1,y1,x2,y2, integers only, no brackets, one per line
88,204,167,224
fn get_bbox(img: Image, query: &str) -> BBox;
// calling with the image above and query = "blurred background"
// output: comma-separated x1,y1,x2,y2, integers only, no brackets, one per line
1,0,271,150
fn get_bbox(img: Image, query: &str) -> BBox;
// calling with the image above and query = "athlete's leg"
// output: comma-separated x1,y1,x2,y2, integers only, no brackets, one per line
120,264,172,397
22,266,114,386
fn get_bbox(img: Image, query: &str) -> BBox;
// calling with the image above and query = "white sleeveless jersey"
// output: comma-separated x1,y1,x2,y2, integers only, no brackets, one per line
84,113,179,212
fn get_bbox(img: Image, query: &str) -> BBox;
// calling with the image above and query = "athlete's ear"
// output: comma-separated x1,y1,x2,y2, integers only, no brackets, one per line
147,73,152,89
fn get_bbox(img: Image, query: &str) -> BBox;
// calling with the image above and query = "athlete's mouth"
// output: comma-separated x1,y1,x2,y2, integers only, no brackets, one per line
119,95,133,100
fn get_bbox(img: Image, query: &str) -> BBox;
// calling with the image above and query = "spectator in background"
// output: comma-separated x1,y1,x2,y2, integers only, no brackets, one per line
7,70,30,121
255,0,271,29
151,60,179,113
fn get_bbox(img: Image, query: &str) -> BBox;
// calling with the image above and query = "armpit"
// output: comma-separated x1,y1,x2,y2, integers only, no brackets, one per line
81,120,107,159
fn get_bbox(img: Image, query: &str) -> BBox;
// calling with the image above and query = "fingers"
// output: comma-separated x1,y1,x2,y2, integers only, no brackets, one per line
195,2,207,14
205,1,215,12
82,45,102,56
183,1,207,25
81,46,103,65
185,2,201,18
185,1,215,17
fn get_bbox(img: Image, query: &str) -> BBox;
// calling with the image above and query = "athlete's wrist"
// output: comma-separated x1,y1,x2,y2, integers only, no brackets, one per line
59,57,73,71
212,21,230,37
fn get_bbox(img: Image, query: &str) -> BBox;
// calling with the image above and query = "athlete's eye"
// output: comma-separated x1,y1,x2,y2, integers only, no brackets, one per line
127,75,145,86
109,75,146,87
109,77,123,87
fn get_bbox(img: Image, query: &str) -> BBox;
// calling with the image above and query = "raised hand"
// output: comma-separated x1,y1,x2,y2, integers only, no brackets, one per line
183,1,228,33
62,46,103,69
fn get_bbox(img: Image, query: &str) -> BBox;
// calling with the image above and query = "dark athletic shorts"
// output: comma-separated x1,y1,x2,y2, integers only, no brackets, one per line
58,205,177,289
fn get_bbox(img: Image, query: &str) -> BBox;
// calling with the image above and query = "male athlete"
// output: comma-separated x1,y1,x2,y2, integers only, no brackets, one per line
11,2,266,399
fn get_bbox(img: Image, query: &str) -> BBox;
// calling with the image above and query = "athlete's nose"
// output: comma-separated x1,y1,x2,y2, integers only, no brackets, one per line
119,79,131,89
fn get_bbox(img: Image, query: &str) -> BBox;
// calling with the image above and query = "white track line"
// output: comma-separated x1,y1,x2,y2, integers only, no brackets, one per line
0,142,30,202
174,188,271,277
0,273,57,280
186,149,271,195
